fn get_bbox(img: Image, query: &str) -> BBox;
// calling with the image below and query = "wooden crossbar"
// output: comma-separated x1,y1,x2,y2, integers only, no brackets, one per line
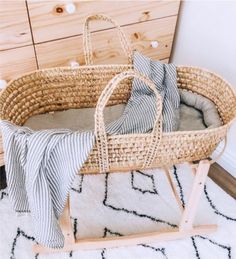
32,160,216,254
33,225,217,253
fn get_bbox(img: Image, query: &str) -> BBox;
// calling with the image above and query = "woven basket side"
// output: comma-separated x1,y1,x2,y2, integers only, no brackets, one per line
81,125,227,174
0,66,132,125
177,66,236,124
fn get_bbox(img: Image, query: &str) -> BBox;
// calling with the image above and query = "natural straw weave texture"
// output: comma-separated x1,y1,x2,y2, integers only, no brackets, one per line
94,71,163,173
0,14,236,173
83,14,133,65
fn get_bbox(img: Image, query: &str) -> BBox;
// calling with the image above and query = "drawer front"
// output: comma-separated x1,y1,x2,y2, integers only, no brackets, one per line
28,0,180,43
0,0,32,50
0,135,3,154
0,45,37,81
36,16,177,68
0,153,4,167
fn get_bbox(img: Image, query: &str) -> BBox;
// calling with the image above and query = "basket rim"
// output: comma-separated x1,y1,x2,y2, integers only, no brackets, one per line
177,65,236,96
1,64,236,131
3,64,133,88
3,64,235,94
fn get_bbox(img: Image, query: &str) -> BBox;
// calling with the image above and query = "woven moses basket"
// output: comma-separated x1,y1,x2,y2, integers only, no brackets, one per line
0,15,236,175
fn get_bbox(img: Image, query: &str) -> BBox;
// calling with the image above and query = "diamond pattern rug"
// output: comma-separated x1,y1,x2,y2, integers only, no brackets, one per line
0,163,236,259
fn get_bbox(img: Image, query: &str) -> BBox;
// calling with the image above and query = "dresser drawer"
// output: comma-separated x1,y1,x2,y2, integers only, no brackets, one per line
0,134,3,153
28,0,180,43
0,0,32,50
0,153,4,167
36,16,177,68
0,45,37,81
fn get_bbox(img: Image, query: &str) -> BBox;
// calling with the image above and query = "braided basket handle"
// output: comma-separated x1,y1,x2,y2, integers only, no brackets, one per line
83,14,133,65
95,70,163,173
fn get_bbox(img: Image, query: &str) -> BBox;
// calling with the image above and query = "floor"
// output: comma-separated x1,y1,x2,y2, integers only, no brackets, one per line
209,163,236,199
0,163,235,199
0,166,6,190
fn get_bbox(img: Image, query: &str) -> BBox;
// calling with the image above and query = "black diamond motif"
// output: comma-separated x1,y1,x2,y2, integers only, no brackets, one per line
101,228,168,259
131,170,158,195
0,190,8,200
71,174,84,193
192,235,232,259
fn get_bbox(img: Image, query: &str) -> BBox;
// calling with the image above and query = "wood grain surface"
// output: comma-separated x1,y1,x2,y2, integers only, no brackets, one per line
0,0,32,50
0,45,37,81
35,16,177,68
209,163,236,199
28,0,180,43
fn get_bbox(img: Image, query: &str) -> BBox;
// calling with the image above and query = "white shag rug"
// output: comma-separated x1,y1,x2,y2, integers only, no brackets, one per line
0,163,236,259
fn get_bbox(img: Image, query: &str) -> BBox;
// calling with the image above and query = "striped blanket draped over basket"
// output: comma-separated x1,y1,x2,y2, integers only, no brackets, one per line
107,51,180,134
0,53,180,248
107,51,180,133
0,121,95,248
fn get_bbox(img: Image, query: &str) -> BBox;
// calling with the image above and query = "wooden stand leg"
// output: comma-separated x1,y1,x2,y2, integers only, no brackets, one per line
179,160,211,231
32,197,75,253
164,167,184,212
33,160,217,254
59,198,75,245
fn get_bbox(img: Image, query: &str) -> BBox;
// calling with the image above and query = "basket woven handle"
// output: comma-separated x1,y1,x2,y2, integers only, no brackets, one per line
95,70,163,173
83,14,133,65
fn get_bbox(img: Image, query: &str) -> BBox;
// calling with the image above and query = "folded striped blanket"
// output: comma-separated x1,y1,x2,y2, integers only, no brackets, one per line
0,53,180,248
107,51,180,133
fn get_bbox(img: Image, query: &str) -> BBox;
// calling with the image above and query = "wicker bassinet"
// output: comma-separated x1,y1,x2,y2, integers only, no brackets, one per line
0,15,236,174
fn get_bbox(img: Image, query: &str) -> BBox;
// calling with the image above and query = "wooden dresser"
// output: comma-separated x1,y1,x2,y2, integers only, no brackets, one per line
0,0,180,165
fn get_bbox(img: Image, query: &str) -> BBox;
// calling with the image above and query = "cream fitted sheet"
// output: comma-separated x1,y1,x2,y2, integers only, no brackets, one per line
24,103,209,132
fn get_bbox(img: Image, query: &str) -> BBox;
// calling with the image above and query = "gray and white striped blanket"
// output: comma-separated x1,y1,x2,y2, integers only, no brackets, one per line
0,52,179,248
107,52,180,134
1,122,95,248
